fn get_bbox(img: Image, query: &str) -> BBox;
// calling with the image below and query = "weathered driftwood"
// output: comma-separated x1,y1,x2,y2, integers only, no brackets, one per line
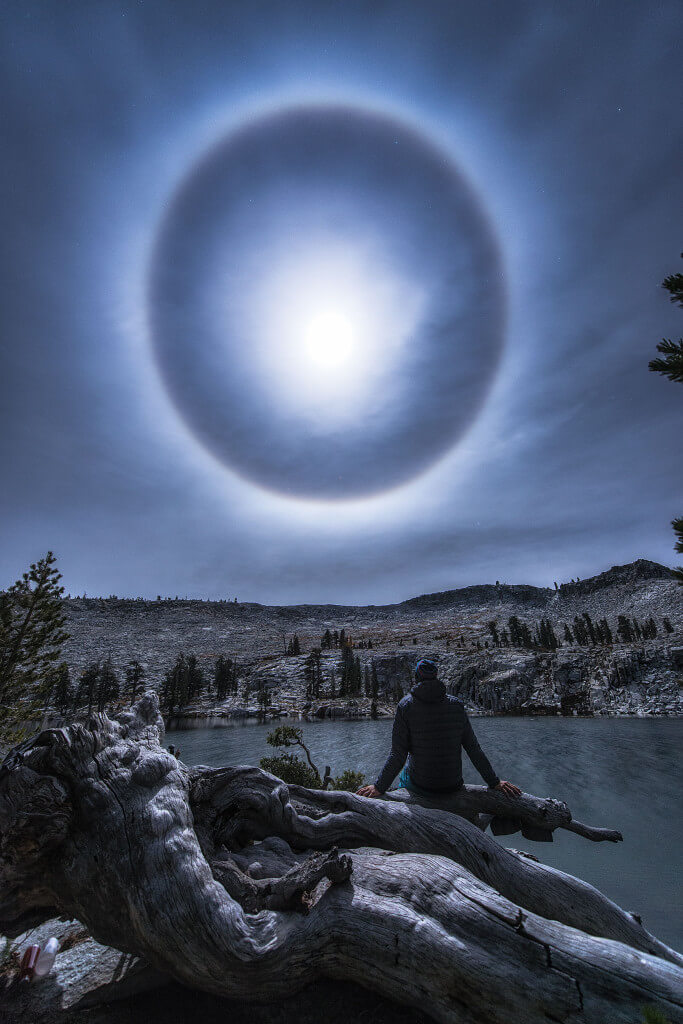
0,694,681,1024
381,784,624,843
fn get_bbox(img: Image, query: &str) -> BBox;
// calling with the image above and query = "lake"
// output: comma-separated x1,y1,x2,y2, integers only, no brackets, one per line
167,716,683,950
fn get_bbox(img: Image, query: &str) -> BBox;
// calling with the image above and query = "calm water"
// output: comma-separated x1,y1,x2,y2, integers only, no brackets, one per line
167,717,683,950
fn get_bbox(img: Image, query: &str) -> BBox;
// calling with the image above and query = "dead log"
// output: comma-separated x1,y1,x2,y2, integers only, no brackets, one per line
0,693,681,1024
380,784,624,842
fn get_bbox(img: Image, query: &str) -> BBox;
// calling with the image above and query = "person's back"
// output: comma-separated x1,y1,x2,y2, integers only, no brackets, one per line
358,659,520,800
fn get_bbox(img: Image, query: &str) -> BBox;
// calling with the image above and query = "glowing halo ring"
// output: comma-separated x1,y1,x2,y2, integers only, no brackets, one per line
147,102,506,500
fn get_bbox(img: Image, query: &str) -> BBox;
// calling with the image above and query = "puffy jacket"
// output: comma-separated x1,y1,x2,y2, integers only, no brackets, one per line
375,676,500,794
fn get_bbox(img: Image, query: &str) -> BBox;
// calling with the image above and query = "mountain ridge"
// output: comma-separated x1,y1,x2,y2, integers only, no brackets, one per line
64,558,677,613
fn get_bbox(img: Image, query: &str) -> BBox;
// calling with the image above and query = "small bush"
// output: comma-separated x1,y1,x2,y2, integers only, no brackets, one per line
259,753,321,789
333,769,366,792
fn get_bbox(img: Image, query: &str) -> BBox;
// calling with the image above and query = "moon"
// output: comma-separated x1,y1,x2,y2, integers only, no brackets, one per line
148,103,506,499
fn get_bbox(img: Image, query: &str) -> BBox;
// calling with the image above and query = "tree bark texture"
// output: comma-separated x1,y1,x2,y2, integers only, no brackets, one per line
0,694,681,1023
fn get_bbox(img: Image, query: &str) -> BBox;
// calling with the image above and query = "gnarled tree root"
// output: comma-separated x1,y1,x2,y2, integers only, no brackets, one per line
0,694,681,1024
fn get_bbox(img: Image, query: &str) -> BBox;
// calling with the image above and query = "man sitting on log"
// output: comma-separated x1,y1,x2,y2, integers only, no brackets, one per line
357,658,522,800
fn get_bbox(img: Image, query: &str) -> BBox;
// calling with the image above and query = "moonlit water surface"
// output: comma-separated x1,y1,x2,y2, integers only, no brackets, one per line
167,717,683,950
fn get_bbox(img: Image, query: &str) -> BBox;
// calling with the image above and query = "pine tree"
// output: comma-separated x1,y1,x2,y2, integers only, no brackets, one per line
563,623,574,644
125,659,145,701
663,617,674,633
161,654,189,715
573,617,588,645
96,657,120,711
0,552,69,727
303,649,322,699
214,656,234,700
352,655,362,695
649,258,683,382
617,615,634,643
371,660,379,701
50,661,72,713
186,655,204,701
582,613,596,644
487,621,500,647
507,616,522,646
648,258,683,579
363,664,372,697
76,662,100,714
599,619,613,644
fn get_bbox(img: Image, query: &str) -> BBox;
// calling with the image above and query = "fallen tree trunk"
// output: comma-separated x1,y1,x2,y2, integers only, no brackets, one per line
0,694,681,1024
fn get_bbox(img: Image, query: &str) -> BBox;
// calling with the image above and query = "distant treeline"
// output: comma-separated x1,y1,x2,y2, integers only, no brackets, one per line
487,614,674,651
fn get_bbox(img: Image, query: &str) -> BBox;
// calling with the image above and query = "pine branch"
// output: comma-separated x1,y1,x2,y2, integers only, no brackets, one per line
648,338,683,383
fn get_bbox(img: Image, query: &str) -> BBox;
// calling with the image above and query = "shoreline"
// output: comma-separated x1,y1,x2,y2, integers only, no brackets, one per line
164,708,683,731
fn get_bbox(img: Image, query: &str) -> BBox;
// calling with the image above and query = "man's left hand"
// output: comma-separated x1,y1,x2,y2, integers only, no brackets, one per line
495,780,522,798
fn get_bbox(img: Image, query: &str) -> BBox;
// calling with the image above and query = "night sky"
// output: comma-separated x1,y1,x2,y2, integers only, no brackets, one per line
1,1,681,604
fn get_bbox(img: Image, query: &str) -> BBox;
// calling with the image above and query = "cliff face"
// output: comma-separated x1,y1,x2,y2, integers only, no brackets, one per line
369,645,683,716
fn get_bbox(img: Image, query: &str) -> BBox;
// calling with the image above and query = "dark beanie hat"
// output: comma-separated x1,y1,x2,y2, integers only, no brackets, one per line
415,659,438,680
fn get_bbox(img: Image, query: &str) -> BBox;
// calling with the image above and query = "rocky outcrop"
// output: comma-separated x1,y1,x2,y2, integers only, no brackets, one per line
52,559,681,721
366,645,683,716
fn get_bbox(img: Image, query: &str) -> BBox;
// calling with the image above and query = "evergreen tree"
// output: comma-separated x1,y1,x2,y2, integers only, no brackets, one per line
161,653,189,715
256,685,270,721
287,635,302,656
96,657,120,711
519,621,534,649
370,660,379,701
599,619,613,645
507,616,522,646
76,662,100,714
582,613,596,644
303,648,323,699
352,655,362,695
648,258,683,579
0,552,69,727
214,655,235,700
649,257,683,382
49,661,72,714
617,616,634,643
572,616,588,645
632,618,642,640
338,644,354,697
125,659,145,701
663,617,674,633
536,618,558,650
563,623,574,644
672,517,683,583
363,664,372,697
185,655,203,701
487,621,500,647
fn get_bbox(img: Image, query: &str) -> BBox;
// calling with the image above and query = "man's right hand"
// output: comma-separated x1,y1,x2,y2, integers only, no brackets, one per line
357,784,381,798
495,780,521,798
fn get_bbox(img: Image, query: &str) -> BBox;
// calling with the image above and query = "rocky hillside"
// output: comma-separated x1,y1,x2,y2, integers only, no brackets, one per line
60,559,683,719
